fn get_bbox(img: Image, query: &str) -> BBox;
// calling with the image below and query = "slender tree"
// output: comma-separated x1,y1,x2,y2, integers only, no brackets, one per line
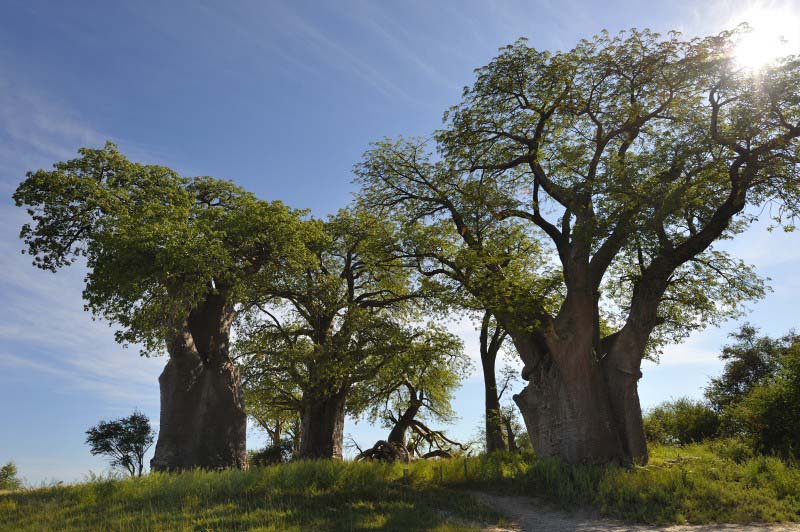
14,143,308,470
357,28,798,464
479,310,509,453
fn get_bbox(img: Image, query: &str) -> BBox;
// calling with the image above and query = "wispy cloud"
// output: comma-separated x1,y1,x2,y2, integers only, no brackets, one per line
0,67,164,406
271,3,422,105
0,351,159,405
0,72,104,188
0,204,163,405
342,2,462,92
190,1,426,106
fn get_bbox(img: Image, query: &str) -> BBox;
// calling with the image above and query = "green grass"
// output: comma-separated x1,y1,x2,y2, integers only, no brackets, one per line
450,442,800,525
2,442,799,529
0,460,503,531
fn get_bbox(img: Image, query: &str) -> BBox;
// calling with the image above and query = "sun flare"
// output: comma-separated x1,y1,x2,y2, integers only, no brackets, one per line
731,6,800,70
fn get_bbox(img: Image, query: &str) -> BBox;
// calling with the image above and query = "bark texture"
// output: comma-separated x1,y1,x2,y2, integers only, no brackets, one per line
150,358,247,471
150,289,247,471
513,343,628,464
510,288,644,465
387,381,424,445
299,388,347,459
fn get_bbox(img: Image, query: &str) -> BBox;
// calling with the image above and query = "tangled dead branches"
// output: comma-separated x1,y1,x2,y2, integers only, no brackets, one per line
356,419,468,462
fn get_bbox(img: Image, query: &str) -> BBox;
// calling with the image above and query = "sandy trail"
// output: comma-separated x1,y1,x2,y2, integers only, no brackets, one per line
469,491,800,532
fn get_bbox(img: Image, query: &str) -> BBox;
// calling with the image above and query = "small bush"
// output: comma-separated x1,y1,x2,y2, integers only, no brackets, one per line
0,463,22,491
248,440,293,466
708,438,755,463
643,398,720,445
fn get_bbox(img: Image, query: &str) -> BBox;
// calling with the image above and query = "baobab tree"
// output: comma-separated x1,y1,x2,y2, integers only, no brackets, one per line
357,28,799,464
14,143,308,470
235,208,430,459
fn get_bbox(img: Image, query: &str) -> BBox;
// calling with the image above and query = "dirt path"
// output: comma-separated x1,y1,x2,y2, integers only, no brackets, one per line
469,491,800,532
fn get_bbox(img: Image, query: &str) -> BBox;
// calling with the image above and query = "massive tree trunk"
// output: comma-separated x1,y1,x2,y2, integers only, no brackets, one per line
150,288,248,471
480,311,508,453
513,339,628,464
298,387,347,459
510,286,638,465
600,329,648,464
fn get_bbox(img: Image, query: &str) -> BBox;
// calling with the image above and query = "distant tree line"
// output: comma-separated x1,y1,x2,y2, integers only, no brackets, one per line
644,324,800,458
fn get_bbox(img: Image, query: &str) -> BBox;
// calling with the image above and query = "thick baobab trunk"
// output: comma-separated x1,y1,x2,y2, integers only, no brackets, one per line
513,350,626,464
601,330,648,464
511,333,648,464
150,289,247,471
505,261,650,466
510,298,635,465
299,388,347,459
151,357,247,471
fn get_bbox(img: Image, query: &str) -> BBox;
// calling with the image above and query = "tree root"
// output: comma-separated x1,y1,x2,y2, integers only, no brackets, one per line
355,440,411,462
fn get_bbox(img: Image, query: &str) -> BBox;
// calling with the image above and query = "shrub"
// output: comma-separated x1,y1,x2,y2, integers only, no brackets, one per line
249,440,293,466
85,410,154,477
643,398,720,444
708,438,755,463
0,462,22,491
724,343,800,458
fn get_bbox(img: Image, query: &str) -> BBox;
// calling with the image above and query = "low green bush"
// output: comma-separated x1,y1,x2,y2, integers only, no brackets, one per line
708,437,755,463
248,440,293,466
643,398,720,444
0,463,21,491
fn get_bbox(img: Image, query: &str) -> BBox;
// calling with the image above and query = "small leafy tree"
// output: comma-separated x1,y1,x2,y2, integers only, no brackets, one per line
235,207,430,459
353,325,469,459
0,462,22,490
86,411,155,477
706,324,799,411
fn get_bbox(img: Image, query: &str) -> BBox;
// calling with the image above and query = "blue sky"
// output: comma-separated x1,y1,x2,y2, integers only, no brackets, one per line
1,0,799,484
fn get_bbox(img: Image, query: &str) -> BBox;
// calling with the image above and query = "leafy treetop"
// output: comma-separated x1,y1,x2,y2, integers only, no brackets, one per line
14,143,309,355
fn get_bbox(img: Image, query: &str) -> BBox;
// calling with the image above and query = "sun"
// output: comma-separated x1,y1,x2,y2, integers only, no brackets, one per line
731,6,800,70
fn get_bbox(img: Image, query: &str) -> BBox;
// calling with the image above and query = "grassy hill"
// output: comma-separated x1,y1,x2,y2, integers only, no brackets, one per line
2,444,799,530
0,459,503,531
